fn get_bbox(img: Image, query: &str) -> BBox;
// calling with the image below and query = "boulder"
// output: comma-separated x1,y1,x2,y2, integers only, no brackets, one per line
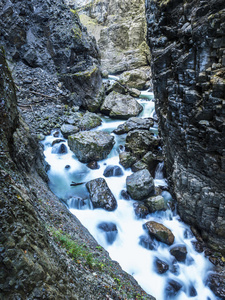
170,245,187,262
145,195,166,213
125,129,160,158
119,151,137,169
68,131,115,163
106,81,128,95
100,91,143,119
154,257,169,274
60,124,79,138
126,169,155,200
86,178,117,211
133,202,149,219
79,111,102,131
103,165,123,177
119,69,148,90
97,222,118,245
144,221,174,245
113,117,154,135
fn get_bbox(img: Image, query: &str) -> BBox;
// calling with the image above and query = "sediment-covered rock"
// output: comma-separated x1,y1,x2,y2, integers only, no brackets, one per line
68,131,115,162
86,178,117,211
146,0,225,254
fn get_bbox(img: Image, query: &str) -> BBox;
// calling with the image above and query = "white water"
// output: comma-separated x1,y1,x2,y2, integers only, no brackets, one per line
42,98,217,300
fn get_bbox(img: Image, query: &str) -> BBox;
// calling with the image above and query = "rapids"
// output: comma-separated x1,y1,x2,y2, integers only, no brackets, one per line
42,92,217,300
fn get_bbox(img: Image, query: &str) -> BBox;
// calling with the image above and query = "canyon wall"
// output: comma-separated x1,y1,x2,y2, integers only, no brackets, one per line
146,0,225,253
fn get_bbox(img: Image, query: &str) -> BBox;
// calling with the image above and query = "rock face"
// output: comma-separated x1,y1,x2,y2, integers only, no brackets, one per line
0,0,103,111
86,178,117,211
74,0,151,74
68,131,115,162
146,0,225,253
100,91,143,119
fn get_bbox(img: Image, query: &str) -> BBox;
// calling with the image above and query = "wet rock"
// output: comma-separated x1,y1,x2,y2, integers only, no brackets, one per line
52,139,66,146
165,280,182,298
51,143,68,154
145,195,166,213
125,129,160,158
119,69,148,89
192,241,204,253
144,221,174,245
106,81,128,95
207,269,225,299
97,222,118,245
126,169,155,200
103,165,124,177
79,111,102,131
65,165,71,169
113,117,154,135
133,202,149,219
68,131,115,163
128,88,141,98
139,235,156,251
170,245,187,262
120,190,131,200
86,178,117,211
61,124,79,138
154,257,169,274
119,151,137,169
189,285,197,297
87,161,100,170
100,91,143,119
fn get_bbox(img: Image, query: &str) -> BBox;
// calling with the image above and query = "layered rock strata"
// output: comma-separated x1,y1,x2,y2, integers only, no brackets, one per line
146,0,225,254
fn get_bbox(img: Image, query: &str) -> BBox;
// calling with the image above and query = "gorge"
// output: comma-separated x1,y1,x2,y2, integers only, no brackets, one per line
0,0,225,299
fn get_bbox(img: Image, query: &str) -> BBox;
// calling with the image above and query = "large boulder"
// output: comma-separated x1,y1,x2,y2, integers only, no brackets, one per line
86,178,117,211
126,169,155,200
119,68,148,89
144,221,175,245
113,117,154,135
100,91,143,119
79,111,102,131
145,195,167,213
119,151,137,169
125,129,160,158
68,131,115,162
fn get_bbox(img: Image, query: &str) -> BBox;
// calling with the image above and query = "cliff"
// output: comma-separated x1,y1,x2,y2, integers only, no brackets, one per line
146,0,225,254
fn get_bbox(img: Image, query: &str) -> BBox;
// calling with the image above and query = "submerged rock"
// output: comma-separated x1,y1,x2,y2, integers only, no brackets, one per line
144,221,174,245
100,91,143,119
97,222,118,245
113,117,154,135
126,169,155,200
170,245,187,262
165,280,183,298
68,131,115,163
154,257,169,274
103,165,124,177
86,178,117,211
139,235,157,251
133,202,149,218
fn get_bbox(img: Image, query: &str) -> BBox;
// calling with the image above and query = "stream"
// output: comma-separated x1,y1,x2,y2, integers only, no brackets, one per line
42,85,217,300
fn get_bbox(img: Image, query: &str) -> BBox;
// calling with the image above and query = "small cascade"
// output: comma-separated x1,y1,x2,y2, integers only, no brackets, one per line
155,161,164,179
42,95,217,300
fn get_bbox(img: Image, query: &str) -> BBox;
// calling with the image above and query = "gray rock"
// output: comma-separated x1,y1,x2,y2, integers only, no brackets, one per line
145,195,166,213
61,124,79,138
113,117,154,135
119,151,137,169
79,111,102,131
144,221,175,245
133,202,149,218
103,165,123,177
154,257,169,274
125,129,160,158
68,131,115,163
119,69,148,89
126,169,155,200
86,178,117,211
100,91,143,119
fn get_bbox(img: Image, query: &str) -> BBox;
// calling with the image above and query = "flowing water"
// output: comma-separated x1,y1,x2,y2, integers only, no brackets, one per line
42,92,217,300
